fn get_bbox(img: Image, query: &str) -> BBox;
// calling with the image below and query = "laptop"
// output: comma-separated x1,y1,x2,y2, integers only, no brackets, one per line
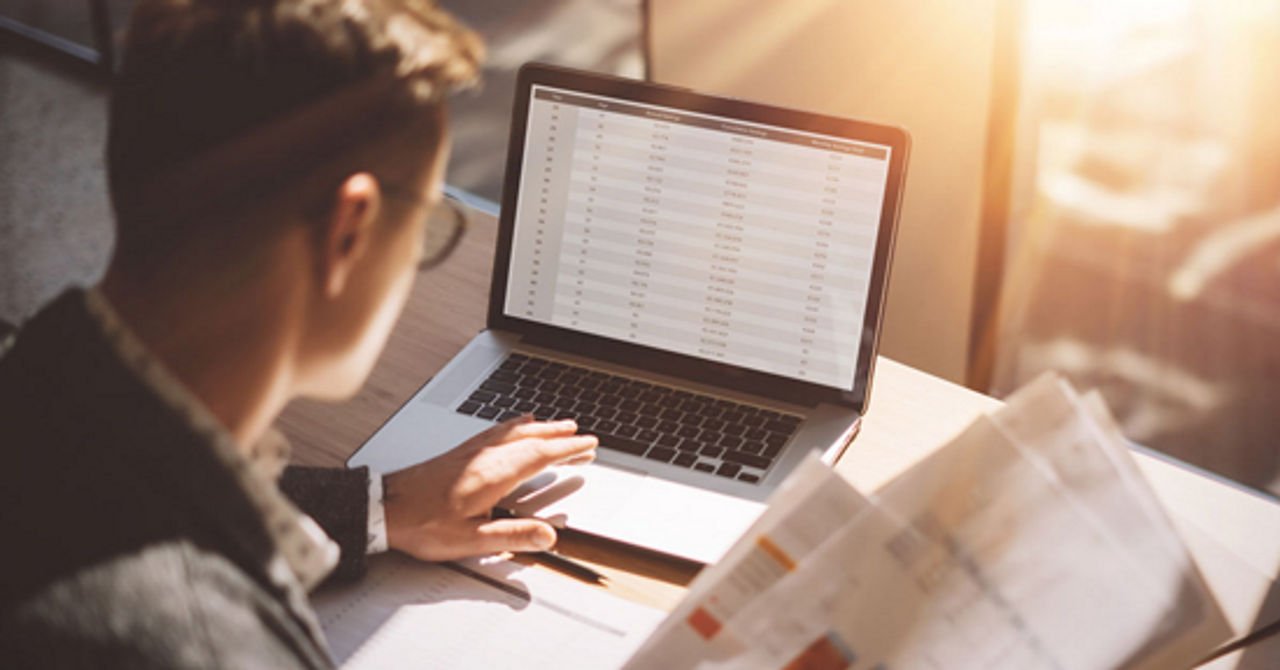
349,63,911,564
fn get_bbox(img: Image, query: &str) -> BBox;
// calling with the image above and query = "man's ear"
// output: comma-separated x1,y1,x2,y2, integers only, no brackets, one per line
321,173,382,298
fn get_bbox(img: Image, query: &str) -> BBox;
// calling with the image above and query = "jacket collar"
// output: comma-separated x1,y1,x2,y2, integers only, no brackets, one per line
77,287,340,590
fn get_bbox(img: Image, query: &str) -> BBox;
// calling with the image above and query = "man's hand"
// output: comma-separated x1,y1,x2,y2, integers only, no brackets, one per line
382,416,596,562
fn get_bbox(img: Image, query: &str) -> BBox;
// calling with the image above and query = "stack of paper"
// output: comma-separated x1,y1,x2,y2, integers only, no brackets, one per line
624,374,1232,670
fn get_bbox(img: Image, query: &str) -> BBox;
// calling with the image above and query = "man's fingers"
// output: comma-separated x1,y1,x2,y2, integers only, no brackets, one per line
473,518,557,554
508,435,598,482
465,416,579,450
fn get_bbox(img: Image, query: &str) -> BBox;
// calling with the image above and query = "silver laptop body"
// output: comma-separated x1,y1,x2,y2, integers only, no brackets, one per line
349,64,911,564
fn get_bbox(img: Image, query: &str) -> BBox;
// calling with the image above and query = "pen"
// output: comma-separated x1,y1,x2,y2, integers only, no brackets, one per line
492,507,609,585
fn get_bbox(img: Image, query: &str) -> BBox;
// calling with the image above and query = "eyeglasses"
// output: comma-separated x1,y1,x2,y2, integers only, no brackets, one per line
383,186,470,271
419,194,469,271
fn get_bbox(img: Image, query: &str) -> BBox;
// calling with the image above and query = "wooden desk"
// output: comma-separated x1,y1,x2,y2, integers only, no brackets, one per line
278,201,1280,666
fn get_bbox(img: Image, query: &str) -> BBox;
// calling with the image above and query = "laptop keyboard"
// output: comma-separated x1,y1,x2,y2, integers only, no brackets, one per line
455,353,803,485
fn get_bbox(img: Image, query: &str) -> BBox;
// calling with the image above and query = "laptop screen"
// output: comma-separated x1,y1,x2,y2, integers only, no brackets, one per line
503,84,895,391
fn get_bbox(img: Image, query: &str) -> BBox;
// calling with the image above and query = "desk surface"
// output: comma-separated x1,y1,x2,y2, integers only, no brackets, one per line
278,203,1280,666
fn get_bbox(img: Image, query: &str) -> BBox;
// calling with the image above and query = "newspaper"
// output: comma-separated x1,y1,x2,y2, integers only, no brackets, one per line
625,374,1230,670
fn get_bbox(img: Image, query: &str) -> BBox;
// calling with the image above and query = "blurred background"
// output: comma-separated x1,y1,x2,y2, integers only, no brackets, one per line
2,0,1278,497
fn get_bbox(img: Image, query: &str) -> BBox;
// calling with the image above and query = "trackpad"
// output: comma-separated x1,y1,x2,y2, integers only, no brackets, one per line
502,463,765,564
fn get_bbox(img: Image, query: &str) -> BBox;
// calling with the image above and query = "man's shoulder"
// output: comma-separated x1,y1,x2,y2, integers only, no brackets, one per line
0,540,332,669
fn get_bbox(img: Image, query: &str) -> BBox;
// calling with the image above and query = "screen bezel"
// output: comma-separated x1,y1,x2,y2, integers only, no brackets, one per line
488,63,910,412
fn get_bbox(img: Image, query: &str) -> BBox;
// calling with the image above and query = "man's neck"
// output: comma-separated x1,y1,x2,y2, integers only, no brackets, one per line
99,267,302,451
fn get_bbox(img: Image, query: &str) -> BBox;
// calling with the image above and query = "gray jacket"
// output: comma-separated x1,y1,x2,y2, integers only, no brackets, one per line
0,290,374,668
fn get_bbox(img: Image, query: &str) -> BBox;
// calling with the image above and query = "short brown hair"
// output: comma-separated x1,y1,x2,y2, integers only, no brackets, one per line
107,0,483,269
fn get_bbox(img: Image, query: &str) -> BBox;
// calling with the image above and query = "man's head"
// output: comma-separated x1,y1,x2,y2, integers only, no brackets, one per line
104,0,482,401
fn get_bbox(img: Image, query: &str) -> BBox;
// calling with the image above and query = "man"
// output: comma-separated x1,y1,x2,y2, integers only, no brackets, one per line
0,0,597,667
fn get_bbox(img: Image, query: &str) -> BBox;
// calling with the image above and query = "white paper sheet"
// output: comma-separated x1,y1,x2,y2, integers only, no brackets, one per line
311,553,664,669
625,375,1231,670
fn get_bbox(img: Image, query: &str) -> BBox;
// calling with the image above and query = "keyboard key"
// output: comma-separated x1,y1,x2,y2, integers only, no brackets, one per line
722,450,769,469
497,410,522,422
742,440,765,455
660,408,683,422
498,358,523,371
723,424,746,437
764,434,788,449
636,416,659,429
598,434,649,456
694,463,716,473
618,387,641,400
597,395,622,408
456,400,483,415
639,404,663,417
476,405,501,420
742,415,765,428
619,399,641,411
540,381,562,394
533,406,556,421
595,407,617,420
702,418,726,431
659,396,683,409
558,387,581,400
719,435,744,449
639,391,662,403
699,431,724,444
716,463,741,478
677,425,701,439
514,400,537,413
514,387,536,400
595,420,619,434
658,420,679,433
615,425,639,438
645,446,677,463
615,411,638,424
700,445,724,458
574,401,599,415
744,428,766,440
657,434,680,448
554,410,577,421
699,406,723,419
480,380,515,394
576,416,597,431
679,413,704,427
491,370,519,383
764,420,797,434
493,396,517,408
599,382,623,395
547,362,568,371
580,378,601,390
677,438,703,452
535,392,557,405
721,410,744,423
637,429,660,442
536,368,561,381
673,453,698,468
680,400,704,413
469,390,497,403
763,443,783,458
759,409,781,421
738,473,761,484
672,390,692,399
